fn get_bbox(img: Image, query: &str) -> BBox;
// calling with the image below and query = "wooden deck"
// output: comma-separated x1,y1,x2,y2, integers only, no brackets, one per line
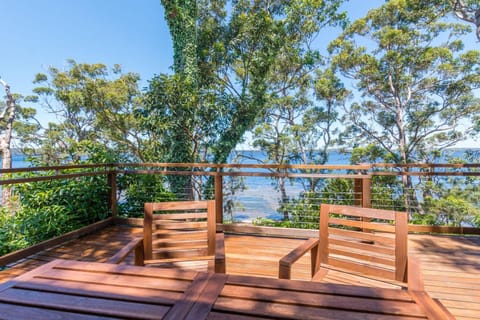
1,224,479,320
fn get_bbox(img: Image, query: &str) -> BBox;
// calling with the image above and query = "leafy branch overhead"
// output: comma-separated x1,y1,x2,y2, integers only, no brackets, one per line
31,60,144,163
329,0,480,165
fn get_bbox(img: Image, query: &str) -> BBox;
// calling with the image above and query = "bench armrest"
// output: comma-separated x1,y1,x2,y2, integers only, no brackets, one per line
214,232,226,273
107,237,144,265
279,238,319,279
407,254,425,291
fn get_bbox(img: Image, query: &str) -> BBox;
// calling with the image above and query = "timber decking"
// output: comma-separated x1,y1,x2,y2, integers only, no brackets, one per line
0,224,478,320
409,234,480,320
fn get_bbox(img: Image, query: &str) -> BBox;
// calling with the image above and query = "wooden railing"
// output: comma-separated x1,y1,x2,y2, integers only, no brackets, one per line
1,162,479,230
112,162,373,222
1,162,479,265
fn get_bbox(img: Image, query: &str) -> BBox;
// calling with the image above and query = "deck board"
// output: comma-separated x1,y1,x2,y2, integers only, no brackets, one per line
0,224,478,320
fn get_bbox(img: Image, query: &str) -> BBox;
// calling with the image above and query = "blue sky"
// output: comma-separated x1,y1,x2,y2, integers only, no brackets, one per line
1,0,171,97
0,0,383,124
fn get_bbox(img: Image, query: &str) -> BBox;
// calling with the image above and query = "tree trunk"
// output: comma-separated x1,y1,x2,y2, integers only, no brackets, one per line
452,1,480,41
0,79,16,207
1,147,12,205
278,175,289,221
393,82,424,217
161,1,198,198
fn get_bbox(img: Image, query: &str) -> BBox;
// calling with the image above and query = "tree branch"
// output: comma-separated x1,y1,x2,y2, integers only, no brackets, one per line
451,0,480,40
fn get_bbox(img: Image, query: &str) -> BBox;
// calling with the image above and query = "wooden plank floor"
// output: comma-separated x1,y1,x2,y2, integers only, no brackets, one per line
0,225,478,320
408,234,480,320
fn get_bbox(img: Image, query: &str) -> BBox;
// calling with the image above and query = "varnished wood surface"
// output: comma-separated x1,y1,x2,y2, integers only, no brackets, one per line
0,259,199,320
279,204,411,287
1,225,479,319
0,259,451,319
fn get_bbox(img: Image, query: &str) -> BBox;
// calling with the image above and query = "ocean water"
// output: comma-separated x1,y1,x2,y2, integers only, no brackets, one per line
227,149,480,222
2,155,31,168
228,150,352,221
232,150,351,165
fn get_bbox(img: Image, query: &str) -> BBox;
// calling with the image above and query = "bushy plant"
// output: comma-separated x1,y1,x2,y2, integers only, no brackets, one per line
0,208,28,256
14,174,109,223
117,174,176,217
272,191,323,229
1,162,111,256
413,153,480,227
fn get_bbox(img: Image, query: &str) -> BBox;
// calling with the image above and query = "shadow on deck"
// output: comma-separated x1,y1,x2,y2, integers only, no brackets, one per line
0,224,479,320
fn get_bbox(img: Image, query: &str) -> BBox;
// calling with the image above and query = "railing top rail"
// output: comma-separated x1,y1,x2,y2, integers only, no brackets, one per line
116,162,480,170
120,169,371,179
0,163,115,174
114,162,372,170
0,170,112,186
1,163,479,185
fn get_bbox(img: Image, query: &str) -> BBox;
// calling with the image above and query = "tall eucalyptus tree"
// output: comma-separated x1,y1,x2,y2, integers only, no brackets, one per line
143,0,346,200
0,79,39,207
329,0,480,212
410,0,480,41
0,78,16,206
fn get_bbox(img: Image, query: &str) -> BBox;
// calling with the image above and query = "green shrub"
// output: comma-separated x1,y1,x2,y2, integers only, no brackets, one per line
0,170,110,256
117,174,176,217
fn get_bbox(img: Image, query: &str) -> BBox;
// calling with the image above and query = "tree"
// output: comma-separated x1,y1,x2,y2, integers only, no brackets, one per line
329,0,480,213
0,78,16,206
449,0,480,40
31,60,144,164
158,1,201,164
250,69,347,220
142,1,219,199
207,0,347,164
0,79,38,207
150,0,347,162
231,0,347,221
148,0,286,168
28,60,163,217
411,0,480,41
145,0,346,200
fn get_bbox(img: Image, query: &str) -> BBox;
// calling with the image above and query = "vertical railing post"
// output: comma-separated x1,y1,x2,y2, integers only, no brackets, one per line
107,170,118,219
354,177,363,207
354,173,372,233
362,176,371,208
214,168,223,224
354,168,371,208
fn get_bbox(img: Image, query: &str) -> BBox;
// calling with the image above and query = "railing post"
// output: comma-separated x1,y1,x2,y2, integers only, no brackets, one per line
214,170,223,224
362,176,371,208
354,175,371,208
354,175,372,233
354,177,363,207
107,171,118,218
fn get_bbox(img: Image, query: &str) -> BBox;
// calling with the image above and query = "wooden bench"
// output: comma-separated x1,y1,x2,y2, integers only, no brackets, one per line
280,204,424,290
108,200,225,273
0,259,454,319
